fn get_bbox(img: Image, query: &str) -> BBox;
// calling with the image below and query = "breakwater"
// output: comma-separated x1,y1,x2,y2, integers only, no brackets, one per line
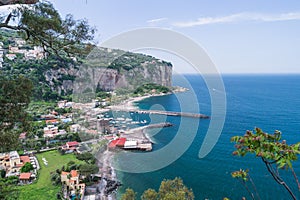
112,108,209,119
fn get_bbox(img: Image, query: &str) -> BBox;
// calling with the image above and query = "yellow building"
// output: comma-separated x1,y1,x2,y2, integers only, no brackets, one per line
0,151,23,176
61,170,85,198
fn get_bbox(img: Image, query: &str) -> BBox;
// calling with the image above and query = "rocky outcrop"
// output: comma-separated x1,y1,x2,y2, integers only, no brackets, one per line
42,47,172,100
72,47,173,100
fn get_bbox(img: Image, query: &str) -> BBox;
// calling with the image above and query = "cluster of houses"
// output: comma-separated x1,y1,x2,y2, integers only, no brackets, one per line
0,38,45,68
0,151,39,184
8,45,44,60
40,101,74,138
18,100,92,153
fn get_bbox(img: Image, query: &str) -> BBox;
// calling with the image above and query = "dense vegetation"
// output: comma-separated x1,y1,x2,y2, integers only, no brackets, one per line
0,76,33,152
108,51,172,72
0,176,19,200
134,83,171,95
1,52,76,101
0,1,96,58
121,177,194,200
1,30,172,103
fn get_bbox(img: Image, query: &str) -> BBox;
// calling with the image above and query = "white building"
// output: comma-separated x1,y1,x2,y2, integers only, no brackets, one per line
124,140,137,149
6,54,16,60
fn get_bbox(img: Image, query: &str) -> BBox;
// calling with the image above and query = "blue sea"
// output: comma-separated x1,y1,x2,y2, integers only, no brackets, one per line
116,74,300,200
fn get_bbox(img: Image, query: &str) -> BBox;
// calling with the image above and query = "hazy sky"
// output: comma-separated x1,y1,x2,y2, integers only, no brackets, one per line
15,1,300,73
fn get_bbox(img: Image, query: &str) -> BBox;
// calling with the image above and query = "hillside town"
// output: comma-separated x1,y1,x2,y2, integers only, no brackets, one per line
0,93,169,200
0,38,44,68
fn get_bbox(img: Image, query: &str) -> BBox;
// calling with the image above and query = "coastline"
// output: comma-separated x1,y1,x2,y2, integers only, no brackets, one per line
83,87,188,199
108,86,188,111
108,93,169,111
97,94,171,199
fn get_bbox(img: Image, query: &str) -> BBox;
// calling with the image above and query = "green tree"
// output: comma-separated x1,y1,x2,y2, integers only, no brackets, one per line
121,188,136,200
0,183,18,200
20,162,34,173
124,178,194,200
0,76,33,152
0,177,19,200
231,128,300,200
141,189,158,200
0,1,96,58
76,152,95,164
79,163,98,182
0,169,6,178
158,177,194,200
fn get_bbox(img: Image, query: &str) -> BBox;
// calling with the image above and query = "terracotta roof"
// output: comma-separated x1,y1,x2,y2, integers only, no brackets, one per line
19,173,31,180
70,170,78,177
61,170,79,178
66,141,79,147
108,138,126,148
61,171,69,175
19,132,27,139
108,140,118,148
46,119,58,124
20,156,30,164
116,138,126,147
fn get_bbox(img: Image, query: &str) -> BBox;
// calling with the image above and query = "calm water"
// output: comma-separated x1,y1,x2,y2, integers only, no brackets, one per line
117,74,300,199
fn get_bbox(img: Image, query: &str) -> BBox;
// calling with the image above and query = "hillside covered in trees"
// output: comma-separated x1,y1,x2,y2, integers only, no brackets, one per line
0,30,173,102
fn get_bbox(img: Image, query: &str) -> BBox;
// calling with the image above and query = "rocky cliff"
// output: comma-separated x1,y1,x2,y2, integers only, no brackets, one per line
1,42,172,101
72,47,173,100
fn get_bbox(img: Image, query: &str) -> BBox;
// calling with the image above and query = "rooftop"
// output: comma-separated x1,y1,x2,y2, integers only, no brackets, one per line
70,170,78,178
108,138,127,148
20,156,30,164
66,141,79,147
9,151,20,160
61,171,69,175
19,173,31,180
61,170,79,178
124,140,137,147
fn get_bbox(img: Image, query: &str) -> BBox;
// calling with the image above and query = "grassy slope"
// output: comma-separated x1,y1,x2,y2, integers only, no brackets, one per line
18,150,84,200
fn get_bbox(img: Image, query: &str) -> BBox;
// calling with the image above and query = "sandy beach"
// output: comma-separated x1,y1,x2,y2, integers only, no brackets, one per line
108,93,166,111
108,86,188,112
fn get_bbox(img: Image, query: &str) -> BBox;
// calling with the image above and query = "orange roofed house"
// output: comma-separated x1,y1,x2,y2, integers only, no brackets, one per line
19,172,32,184
62,141,80,152
66,141,79,149
61,170,85,199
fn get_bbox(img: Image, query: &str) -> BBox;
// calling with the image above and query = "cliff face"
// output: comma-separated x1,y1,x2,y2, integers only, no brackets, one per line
75,61,172,92
0,30,172,101
2,45,172,100
72,47,173,99
44,67,77,95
